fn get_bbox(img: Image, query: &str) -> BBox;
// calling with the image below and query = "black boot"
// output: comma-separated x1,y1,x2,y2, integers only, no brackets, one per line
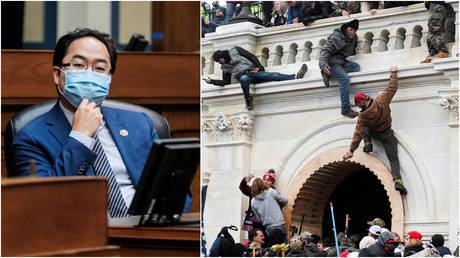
394,179,407,195
245,96,253,110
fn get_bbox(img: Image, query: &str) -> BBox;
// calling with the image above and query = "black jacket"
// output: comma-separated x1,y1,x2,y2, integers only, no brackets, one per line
302,2,332,25
211,46,265,86
404,245,425,256
359,231,394,257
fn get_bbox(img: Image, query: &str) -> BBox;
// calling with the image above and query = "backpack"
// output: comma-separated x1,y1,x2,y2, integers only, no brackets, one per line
210,225,238,257
410,244,441,257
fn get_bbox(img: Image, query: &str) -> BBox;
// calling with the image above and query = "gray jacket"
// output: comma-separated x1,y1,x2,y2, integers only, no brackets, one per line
251,188,288,228
319,27,358,70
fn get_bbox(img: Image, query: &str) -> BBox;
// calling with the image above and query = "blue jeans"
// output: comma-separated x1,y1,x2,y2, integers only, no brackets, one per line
225,2,237,22
330,61,360,113
239,71,295,100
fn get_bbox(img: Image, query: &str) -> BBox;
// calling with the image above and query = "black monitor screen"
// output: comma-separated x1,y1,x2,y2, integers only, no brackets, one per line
128,138,199,224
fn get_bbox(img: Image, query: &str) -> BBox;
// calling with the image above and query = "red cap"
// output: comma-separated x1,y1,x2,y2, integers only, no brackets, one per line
354,92,365,105
407,231,422,240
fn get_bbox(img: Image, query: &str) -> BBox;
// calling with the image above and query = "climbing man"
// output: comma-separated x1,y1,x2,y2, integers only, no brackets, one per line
344,66,408,195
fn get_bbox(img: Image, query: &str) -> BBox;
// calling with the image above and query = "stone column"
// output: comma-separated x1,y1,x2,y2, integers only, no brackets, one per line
433,57,459,251
372,36,388,52
202,111,255,245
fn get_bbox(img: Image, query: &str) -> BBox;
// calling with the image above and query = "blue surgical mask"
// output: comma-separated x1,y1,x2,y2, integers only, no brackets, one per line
58,69,111,108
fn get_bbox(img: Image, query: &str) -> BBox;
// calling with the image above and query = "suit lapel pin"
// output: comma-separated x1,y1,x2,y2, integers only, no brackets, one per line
120,129,128,136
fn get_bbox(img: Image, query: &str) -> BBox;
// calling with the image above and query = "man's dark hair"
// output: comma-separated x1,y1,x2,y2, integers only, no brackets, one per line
319,238,332,248
431,234,445,247
53,28,117,74
249,228,263,241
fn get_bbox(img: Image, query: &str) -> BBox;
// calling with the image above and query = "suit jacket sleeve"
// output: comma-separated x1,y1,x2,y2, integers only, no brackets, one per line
375,71,398,107
13,130,97,177
235,46,265,72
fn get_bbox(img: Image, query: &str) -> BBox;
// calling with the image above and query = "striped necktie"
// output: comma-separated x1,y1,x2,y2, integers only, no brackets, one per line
92,134,129,218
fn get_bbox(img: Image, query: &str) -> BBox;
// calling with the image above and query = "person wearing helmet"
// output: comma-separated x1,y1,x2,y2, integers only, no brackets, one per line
287,235,307,257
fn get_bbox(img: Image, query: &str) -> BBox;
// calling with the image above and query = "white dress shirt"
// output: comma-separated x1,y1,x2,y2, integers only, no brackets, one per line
59,101,135,208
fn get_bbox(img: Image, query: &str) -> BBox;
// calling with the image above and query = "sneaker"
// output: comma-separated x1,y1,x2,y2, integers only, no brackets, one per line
321,71,330,87
296,64,308,79
394,179,407,195
363,140,373,153
245,96,253,110
342,109,359,118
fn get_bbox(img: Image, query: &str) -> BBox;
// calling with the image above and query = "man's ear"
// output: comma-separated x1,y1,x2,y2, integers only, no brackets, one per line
52,66,61,86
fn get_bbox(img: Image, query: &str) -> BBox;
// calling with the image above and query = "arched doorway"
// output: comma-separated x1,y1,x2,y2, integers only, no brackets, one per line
284,147,404,237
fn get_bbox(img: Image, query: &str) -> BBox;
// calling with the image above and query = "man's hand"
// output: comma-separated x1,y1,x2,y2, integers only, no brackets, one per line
293,17,299,24
390,66,397,72
203,18,210,25
248,67,259,73
72,99,103,137
346,151,354,159
342,10,350,16
323,65,331,75
369,9,377,15
205,77,212,84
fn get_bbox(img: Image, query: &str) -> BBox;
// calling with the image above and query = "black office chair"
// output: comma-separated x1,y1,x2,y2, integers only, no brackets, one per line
4,99,170,177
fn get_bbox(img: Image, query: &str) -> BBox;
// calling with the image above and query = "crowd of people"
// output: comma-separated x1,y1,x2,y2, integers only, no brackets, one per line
201,1,425,36
208,170,458,257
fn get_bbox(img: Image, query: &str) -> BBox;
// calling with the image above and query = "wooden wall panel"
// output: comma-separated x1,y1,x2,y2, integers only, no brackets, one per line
151,1,200,53
1,50,200,213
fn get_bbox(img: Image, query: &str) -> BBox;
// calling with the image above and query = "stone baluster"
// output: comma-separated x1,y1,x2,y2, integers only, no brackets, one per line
388,34,404,50
296,47,306,63
203,55,214,75
281,48,290,65
420,30,429,50
267,46,278,67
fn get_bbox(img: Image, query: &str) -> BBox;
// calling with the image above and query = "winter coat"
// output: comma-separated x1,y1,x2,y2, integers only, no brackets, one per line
319,27,358,71
436,246,452,256
302,1,332,25
330,1,361,17
350,71,398,152
210,46,265,86
286,1,303,24
404,245,425,256
251,188,287,228
358,231,394,257
239,178,265,231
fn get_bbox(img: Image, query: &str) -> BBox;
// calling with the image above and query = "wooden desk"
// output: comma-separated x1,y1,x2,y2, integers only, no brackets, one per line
108,225,200,256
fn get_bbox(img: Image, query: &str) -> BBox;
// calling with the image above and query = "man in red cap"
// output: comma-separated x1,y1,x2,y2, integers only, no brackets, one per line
345,66,407,195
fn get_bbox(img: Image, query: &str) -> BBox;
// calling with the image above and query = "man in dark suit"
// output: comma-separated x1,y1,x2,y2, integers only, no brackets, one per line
13,28,159,218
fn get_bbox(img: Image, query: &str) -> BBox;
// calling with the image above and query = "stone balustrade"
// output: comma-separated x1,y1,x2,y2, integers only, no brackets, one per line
202,3,458,79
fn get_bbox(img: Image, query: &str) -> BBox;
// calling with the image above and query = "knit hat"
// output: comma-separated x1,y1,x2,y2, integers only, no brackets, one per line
343,19,359,30
407,231,422,240
263,169,276,184
359,236,376,250
354,92,365,105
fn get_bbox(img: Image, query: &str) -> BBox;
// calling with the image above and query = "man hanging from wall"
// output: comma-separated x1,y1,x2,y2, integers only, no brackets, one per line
344,66,408,195
205,46,308,110
319,19,361,118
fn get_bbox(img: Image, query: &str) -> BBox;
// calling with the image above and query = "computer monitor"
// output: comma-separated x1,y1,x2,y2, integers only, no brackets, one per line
128,138,199,226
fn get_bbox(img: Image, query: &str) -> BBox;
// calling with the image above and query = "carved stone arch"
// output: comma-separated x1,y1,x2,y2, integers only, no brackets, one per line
273,119,437,236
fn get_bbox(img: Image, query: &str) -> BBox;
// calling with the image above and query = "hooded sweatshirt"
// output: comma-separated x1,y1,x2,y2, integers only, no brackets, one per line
251,188,287,228
358,231,394,257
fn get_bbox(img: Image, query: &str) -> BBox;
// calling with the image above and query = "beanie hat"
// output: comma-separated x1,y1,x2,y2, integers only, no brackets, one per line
407,231,422,240
431,234,444,247
344,19,359,30
263,169,276,184
354,92,365,105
